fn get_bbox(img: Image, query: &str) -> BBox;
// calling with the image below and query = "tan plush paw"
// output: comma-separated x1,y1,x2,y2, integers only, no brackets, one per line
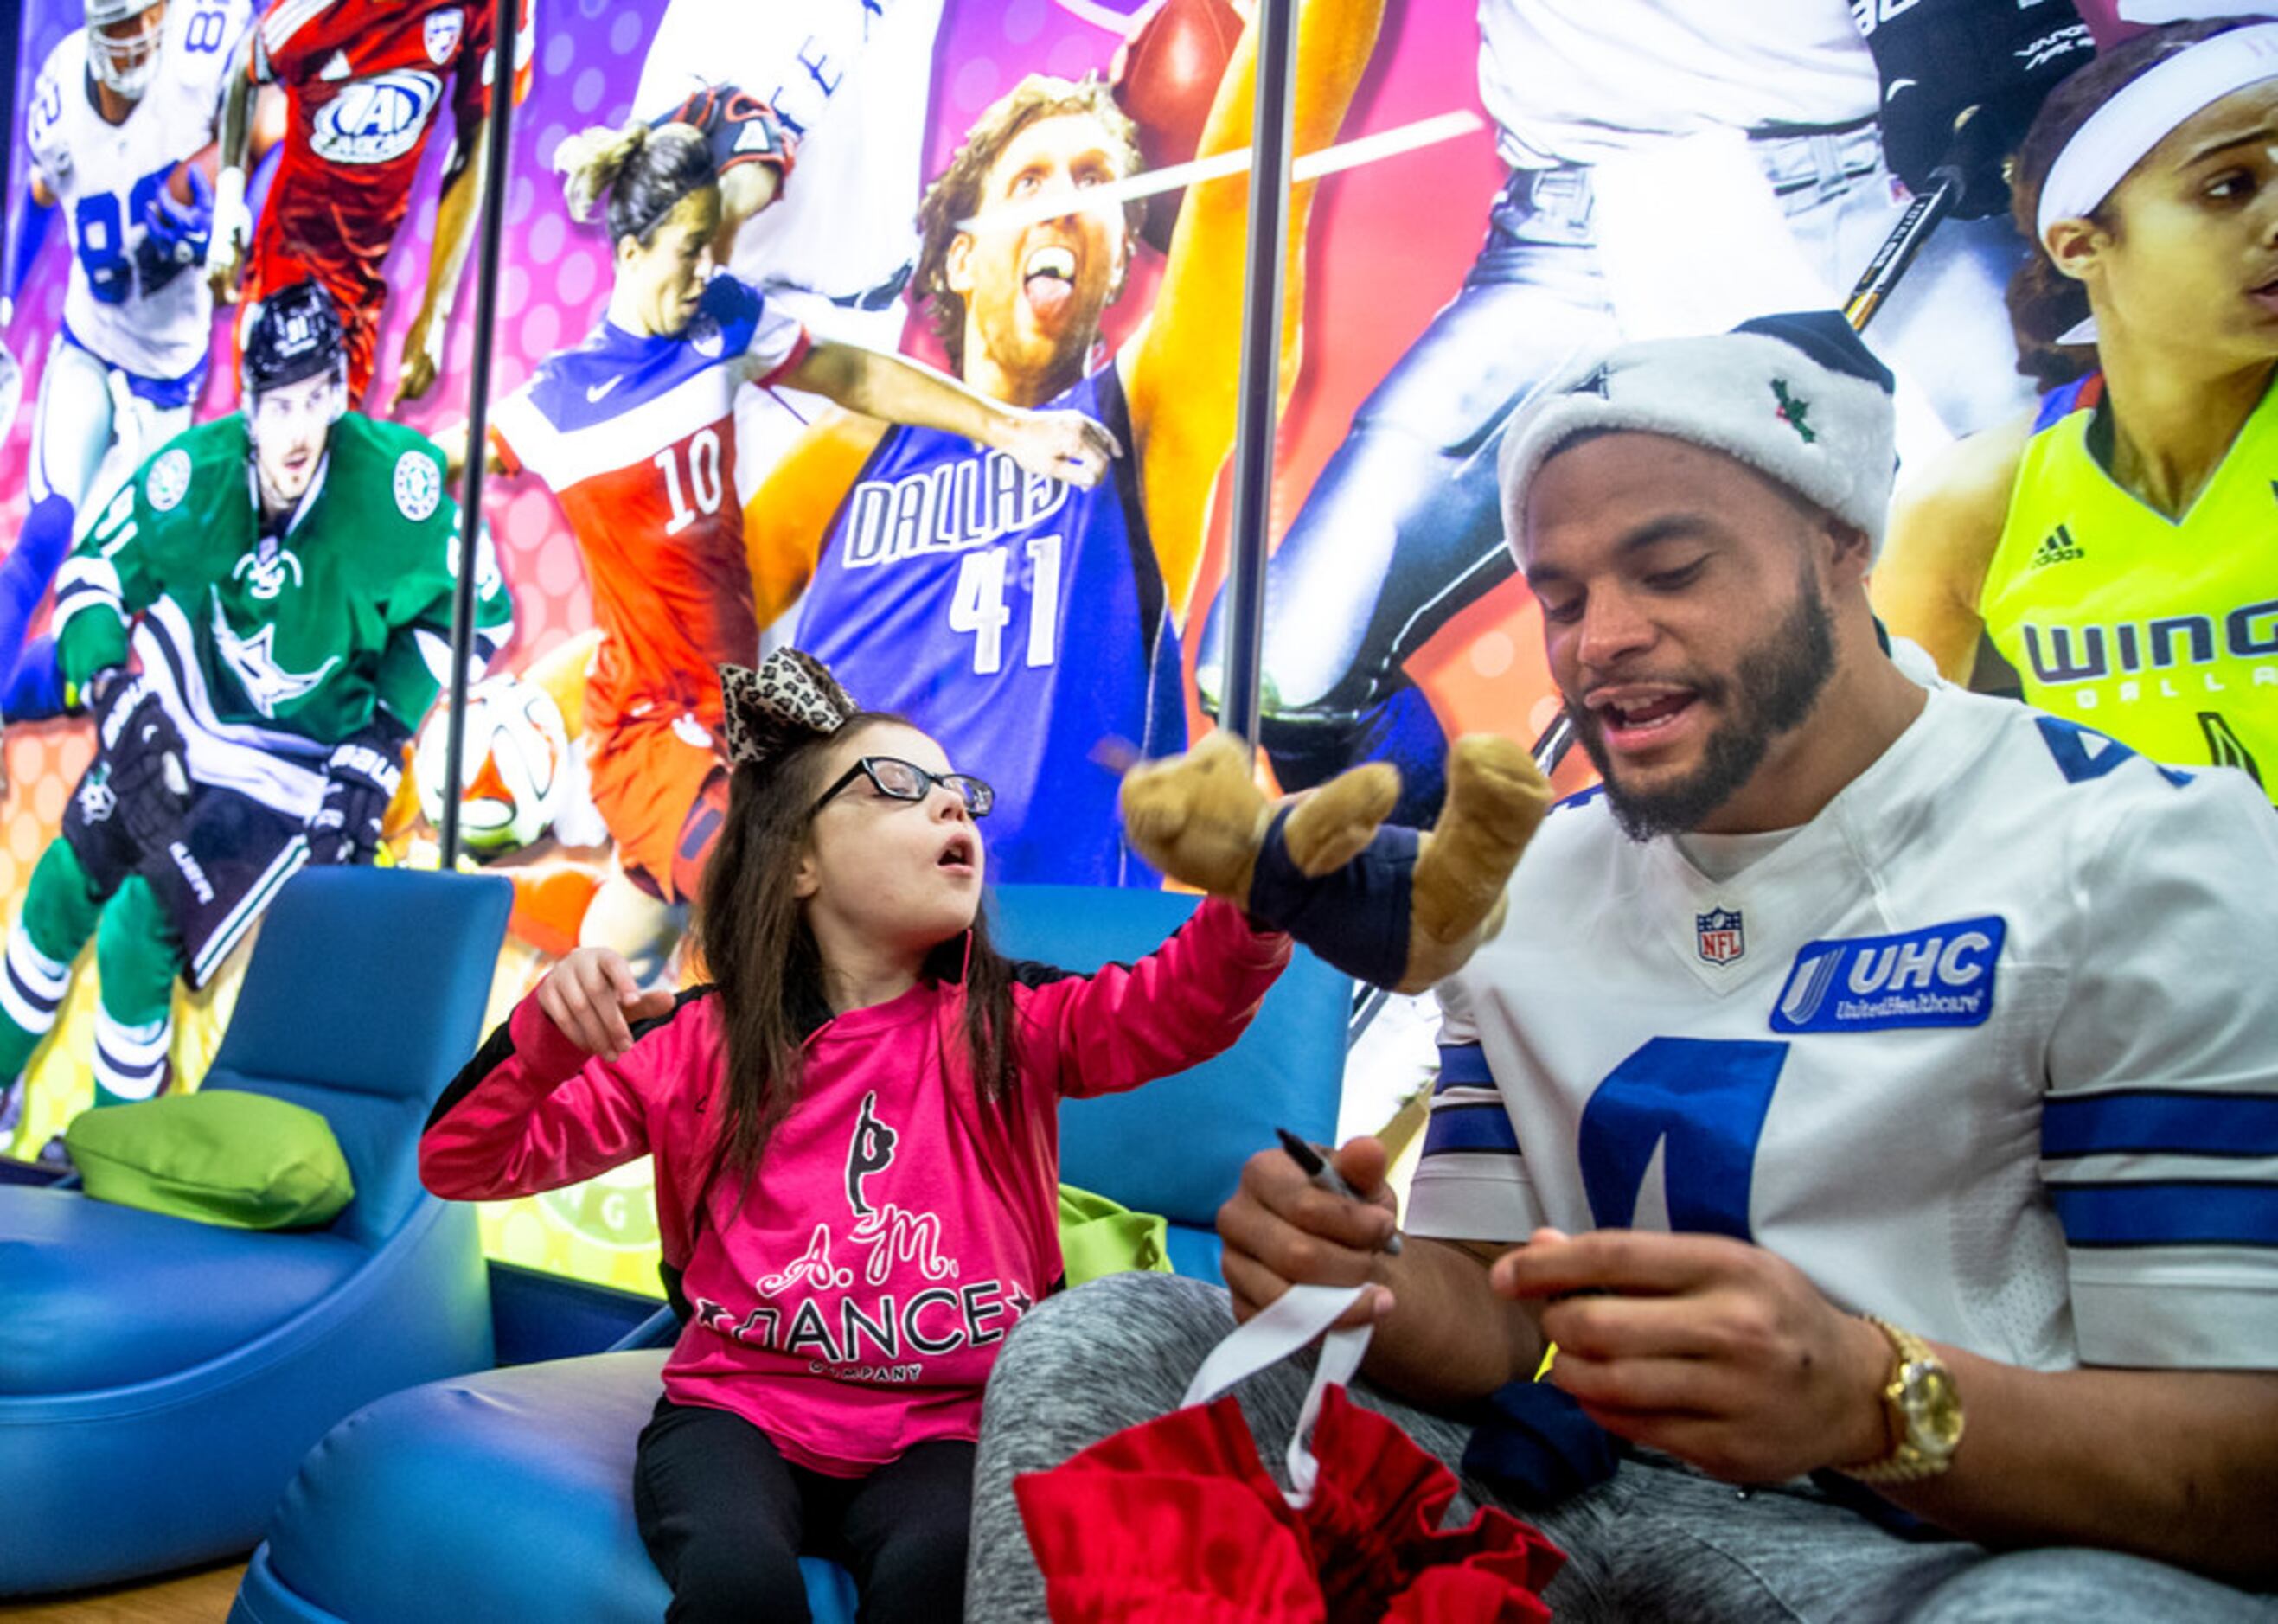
1119,730,1272,900
1411,733,1553,949
1283,760,1401,876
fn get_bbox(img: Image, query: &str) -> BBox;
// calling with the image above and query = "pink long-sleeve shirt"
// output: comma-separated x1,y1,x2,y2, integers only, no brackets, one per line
420,900,1290,1474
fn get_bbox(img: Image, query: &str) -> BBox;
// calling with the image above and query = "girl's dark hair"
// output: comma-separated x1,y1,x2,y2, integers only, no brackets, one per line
2006,18,2259,388
690,716,1023,1197
557,118,717,247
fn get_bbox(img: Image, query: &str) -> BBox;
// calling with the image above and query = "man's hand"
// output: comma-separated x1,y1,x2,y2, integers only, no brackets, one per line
390,302,447,412
95,673,191,848
999,408,1123,489
305,732,406,866
206,166,252,303
1494,1228,1894,1483
537,946,675,1059
1218,1134,1402,1333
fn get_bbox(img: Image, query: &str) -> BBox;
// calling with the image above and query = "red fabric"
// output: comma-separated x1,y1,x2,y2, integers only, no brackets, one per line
1015,1388,1563,1622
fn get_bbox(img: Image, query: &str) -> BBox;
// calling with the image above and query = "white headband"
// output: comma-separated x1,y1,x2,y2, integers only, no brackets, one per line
2037,21,2278,246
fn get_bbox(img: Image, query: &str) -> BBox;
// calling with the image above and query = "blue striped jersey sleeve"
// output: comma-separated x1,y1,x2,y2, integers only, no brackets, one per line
2039,766,2278,1369
1405,981,1542,1244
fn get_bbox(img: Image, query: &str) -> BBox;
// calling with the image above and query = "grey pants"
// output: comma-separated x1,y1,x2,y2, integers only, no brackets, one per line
968,1273,2274,1622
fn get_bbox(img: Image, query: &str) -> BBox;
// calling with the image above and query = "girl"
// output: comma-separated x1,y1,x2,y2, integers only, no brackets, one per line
419,648,1293,1623
442,110,1119,954
1872,20,2278,799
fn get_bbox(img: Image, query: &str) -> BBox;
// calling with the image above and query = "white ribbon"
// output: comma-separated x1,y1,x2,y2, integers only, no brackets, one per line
1180,1282,1373,1510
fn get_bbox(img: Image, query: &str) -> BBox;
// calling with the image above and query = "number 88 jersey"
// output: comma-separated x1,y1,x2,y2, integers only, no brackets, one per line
26,0,251,387
488,273,808,741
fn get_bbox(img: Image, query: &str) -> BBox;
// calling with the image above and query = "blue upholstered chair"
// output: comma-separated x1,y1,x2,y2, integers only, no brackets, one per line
229,885,1351,1624
0,867,511,1595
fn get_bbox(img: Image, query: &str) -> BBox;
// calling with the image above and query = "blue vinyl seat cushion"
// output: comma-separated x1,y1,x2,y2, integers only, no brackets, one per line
255,1352,854,1624
0,1183,363,1394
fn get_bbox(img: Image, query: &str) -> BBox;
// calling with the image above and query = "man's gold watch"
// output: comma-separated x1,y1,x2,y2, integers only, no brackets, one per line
1843,1316,1965,1485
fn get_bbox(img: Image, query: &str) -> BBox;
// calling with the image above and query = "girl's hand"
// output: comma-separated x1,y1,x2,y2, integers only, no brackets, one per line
536,947,676,1059
1000,408,1123,489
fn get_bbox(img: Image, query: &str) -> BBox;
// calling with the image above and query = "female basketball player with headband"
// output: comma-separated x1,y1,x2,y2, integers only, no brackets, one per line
1875,17,2278,800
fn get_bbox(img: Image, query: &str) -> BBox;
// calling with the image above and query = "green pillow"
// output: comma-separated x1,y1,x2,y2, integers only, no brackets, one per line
66,1090,355,1231
1058,1183,1174,1286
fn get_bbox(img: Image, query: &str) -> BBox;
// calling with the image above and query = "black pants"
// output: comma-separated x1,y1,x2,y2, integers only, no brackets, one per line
634,1397,976,1624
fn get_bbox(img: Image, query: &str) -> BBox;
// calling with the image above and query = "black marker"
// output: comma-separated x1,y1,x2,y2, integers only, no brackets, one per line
1276,1126,1402,1256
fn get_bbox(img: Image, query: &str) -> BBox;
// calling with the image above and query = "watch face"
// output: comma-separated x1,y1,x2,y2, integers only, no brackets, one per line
1898,1359,1966,1455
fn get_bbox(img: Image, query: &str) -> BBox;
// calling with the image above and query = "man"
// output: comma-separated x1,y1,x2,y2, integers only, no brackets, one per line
742,0,1381,886
966,314,2278,1618
0,282,510,1127
1,0,254,707
1195,0,2091,826
203,0,531,409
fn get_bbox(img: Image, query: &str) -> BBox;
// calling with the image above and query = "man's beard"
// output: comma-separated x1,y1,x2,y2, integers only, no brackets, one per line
1572,566,1838,842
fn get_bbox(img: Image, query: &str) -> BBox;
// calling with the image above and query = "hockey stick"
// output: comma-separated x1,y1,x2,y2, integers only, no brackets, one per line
1843,107,2010,331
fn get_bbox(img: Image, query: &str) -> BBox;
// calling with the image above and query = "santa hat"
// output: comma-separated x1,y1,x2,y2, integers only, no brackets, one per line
1498,311,1900,556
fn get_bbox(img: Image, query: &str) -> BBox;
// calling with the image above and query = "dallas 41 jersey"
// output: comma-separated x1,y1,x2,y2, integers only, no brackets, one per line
798,365,1186,888
1412,684,2278,1374
26,0,253,386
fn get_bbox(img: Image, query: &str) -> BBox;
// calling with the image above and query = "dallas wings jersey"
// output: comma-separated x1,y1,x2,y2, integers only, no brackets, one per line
799,366,1185,887
1477,0,1876,169
1980,371,2276,802
51,412,512,818
24,0,253,388
488,275,807,738
1411,684,2278,1373
251,0,530,312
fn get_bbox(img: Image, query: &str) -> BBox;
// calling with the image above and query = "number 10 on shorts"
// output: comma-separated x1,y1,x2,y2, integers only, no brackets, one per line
950,534,1063,675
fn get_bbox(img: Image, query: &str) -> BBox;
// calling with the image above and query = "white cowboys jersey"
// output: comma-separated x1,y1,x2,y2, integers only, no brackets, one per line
1411,683,2278,1373
26,0,253,383
1478,0,1878,169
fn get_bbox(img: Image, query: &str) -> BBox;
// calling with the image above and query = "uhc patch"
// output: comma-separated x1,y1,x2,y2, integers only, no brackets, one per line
1770,917,2005,1033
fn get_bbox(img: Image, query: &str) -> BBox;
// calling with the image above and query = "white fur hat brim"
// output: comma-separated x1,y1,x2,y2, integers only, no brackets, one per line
1498,315,1900,560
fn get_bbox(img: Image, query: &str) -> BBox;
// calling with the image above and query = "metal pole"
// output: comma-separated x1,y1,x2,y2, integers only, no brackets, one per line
438,0,521,869
1214,0,1298,752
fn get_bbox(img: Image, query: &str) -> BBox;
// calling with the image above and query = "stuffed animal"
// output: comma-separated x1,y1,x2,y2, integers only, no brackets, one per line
1122,732,1552,991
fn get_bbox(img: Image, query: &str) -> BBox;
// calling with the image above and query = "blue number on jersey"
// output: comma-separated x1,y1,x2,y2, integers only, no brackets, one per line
183,3,229,51
2036,715,2192,789
1576,1037,1789,1241
72,165,171,305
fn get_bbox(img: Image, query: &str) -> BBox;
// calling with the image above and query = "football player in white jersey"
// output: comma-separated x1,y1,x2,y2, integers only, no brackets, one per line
1195,0,2094,829
964,316,2278,1619
0,0,253,713
632,0,945,502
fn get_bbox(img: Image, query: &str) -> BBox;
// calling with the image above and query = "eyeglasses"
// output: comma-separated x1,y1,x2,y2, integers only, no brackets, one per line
809,756,995,820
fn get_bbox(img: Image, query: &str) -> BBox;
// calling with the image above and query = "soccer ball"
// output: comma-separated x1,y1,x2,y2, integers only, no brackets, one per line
414,674,572,854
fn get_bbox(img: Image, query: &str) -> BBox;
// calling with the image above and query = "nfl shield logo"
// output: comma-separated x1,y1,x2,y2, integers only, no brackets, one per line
425,7,464,63
1696,908,1744,965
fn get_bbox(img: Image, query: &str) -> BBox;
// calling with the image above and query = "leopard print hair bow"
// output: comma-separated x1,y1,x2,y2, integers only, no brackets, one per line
718,649,861,767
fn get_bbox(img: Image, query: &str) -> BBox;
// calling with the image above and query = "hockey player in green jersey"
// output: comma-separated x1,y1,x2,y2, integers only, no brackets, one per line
0,281,513,1116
